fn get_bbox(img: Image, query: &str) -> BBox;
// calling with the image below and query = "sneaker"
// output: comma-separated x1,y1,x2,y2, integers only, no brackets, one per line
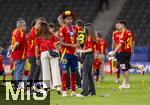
88,93,96,96
138,65,144,75
62,91,67,97
77,87,82,91
56,87,62,95
70,91,77,96
51,86,56,90
76,94,85,97
115,79,120,83
100,78,105,82
119,84,130,89
26,90,31,95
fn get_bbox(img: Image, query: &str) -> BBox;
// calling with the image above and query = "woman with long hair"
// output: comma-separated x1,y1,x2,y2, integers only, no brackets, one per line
77,23,97,97
35,21,61,94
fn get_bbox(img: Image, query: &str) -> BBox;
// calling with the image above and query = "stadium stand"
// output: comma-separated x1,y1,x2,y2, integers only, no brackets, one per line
0,0,100,48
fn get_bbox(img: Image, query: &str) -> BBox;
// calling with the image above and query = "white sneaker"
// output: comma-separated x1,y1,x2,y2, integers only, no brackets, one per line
119,84,130,89
76,94,84,97
115,79,120,83
51,86,56,90
62,91,67,97
77,87,82,91
100,78,105,82
26,90,31,95
56,87,62,95
138,65,144,75
70,91,77,96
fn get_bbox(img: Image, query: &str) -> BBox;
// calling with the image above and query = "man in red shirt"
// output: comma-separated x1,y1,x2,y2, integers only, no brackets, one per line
111,21,144,85
109,20,141,89
11,18,27,89
112,27,122,83
59,11,79,97
96,32,107,82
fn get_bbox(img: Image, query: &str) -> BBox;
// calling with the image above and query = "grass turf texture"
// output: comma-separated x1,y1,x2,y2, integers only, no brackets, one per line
50,74,150,105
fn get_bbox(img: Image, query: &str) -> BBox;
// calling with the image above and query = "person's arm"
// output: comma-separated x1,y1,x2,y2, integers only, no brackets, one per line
35,38,40,65
109,43,122,57
60,41,79,48
114,43,122,53
131,34,135,54
12,31,23,52
112,40,115,51
35,45,40,65
11,42,20,52
35,46,39,59
77,48,92,54
54,41,60,47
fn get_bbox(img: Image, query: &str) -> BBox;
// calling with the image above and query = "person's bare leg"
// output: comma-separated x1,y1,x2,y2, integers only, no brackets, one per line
123,71,129,84
130,64,144,75
130,65,138,69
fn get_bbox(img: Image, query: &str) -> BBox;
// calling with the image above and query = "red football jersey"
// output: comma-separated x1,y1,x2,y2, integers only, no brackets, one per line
11,28,27,60
35,34,58,52
93,58,101,70
118,29,134,53
27,27,37,58
84,35,96,53
59,25,78,55
112,30,121,47
96,37,107,54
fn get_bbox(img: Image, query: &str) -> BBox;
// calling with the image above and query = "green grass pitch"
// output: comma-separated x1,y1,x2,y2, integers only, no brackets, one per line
50,74,150,105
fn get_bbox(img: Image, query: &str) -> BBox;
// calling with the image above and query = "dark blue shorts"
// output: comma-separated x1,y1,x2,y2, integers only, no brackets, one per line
119,52,131,71
115,53,120,62
60,54,78,72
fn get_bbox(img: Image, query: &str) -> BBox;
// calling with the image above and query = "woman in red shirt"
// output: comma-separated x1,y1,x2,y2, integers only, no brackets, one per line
35,21,61,94
77,23,97,97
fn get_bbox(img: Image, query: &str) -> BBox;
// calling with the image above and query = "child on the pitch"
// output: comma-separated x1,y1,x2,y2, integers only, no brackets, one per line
92,56,102,82
96,32,107,81
109,20,144,89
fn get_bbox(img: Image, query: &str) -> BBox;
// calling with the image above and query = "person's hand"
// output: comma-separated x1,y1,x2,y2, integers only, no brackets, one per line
72,44,80,48
131,49,134,54
108,51,115,57
36,59,40,65
76,49,84,53
54,41,60,47
11,48,15,52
